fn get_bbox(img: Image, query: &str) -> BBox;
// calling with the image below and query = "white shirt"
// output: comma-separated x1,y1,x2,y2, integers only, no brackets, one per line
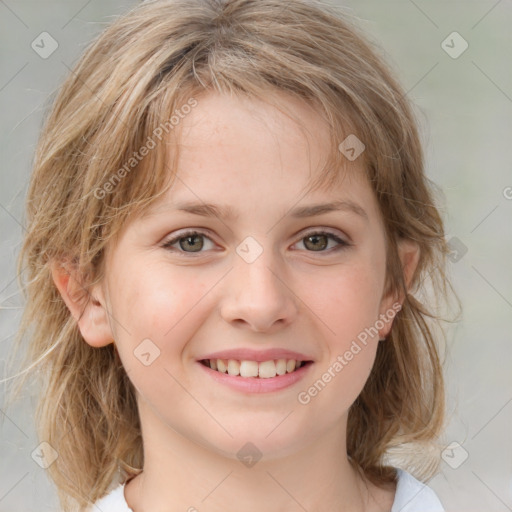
89,468,444,511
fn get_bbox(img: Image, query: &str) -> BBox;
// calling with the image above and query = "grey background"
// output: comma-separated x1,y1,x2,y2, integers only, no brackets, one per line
1,0,511,510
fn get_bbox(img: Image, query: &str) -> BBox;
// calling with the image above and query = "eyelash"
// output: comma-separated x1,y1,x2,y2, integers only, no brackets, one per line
160,229,351,256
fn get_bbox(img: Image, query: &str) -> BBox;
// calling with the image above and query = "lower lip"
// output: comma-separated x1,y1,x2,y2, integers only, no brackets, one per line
197,361,313,393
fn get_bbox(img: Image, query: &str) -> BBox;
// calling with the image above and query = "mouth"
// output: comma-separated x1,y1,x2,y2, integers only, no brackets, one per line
199,358,313,378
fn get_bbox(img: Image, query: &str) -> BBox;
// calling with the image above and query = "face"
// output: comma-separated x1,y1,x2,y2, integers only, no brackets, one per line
85,91,405,460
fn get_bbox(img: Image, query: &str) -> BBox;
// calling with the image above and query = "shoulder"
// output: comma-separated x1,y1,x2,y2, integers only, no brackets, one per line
391,468,445,512
87,482,133,512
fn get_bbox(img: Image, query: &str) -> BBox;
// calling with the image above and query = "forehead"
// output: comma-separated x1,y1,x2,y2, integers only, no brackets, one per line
174,91,361,187
178,90,329,157
137,90,378,225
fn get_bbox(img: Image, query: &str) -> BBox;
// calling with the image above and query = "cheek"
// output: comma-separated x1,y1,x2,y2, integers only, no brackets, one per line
305,257,385,343
107,259,210,365
295,255,385,406
107,261,211,413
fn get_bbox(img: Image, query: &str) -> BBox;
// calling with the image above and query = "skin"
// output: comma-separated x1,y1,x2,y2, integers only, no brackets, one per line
52,91,419,512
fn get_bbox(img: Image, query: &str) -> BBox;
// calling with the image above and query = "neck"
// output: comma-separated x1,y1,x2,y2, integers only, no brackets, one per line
124,400,377,512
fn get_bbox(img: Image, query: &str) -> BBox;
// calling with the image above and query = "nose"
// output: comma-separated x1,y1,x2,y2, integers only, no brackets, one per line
219,247,298,333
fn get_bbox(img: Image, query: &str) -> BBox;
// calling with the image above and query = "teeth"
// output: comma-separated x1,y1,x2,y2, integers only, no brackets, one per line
240,360,259,377
275,359,287,375
227,359,240,375
206,358,304,378
259,360,277,378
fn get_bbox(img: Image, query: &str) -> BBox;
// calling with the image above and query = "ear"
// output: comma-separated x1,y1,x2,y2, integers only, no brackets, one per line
50,260,114,348
378,238,420,338
396,238,420,298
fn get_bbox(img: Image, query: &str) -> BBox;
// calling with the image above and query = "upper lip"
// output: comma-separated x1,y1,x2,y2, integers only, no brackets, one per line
198,348,314,362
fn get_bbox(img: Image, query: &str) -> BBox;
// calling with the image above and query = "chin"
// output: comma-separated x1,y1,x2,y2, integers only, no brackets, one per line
194,419,315,463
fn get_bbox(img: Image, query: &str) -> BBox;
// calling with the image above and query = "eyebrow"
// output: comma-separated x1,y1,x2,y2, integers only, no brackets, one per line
167,200,368,222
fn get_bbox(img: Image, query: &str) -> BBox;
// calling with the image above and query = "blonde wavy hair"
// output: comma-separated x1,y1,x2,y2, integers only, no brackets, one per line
4,0,459,510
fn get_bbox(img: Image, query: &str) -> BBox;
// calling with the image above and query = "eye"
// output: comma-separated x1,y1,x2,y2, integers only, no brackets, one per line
293,230,350,253
161,230,215,254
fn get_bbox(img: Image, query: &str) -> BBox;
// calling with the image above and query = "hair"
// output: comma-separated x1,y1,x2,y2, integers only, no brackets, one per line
3,0,459,510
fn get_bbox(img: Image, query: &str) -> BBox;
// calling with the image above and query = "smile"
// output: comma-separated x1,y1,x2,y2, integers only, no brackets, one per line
199,358,312,378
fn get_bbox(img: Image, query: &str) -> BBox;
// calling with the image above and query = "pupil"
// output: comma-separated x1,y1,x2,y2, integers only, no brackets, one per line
305,234,327,251
181,234,203,252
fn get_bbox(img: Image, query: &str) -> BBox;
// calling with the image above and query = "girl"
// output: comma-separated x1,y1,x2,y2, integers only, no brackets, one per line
7,0,457,510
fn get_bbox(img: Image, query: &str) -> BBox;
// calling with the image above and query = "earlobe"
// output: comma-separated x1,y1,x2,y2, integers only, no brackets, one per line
50,261,114,348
